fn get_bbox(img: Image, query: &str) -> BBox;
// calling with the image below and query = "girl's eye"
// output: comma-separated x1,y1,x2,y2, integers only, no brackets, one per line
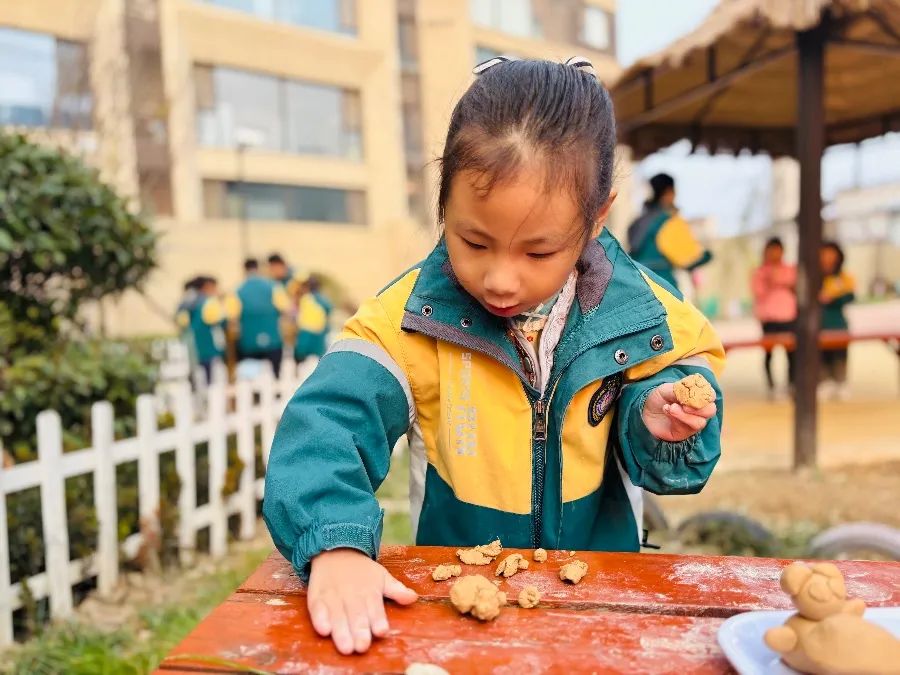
528,251,557,260
462,238,487,250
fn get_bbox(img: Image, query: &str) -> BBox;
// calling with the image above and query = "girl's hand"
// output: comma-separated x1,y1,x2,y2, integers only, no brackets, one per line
641,382,717,443
308,548,418,654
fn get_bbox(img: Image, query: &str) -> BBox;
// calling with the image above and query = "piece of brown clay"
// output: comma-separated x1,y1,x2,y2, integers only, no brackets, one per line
450,575,507,621
431,564,462,581
456,539,503,565
764,561,900,674
673,373,716,409
518,586,541,609
477,539,503,557
559,560,588,584
533,548,548,563
495,553,529,578
456,548,494,565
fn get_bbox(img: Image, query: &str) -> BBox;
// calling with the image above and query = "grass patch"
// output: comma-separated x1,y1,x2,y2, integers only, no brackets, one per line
1,546,270,675
376,445,413,545
376,444,410,503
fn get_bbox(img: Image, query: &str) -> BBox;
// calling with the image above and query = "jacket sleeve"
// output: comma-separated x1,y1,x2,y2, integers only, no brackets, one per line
656,215,712,271
616,273,725,495
262,295,414,580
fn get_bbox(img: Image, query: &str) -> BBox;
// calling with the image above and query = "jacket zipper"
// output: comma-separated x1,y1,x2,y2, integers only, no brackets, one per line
530,376,560,548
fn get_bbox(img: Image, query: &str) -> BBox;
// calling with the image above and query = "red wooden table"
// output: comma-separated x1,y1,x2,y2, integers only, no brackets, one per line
158,547,900,674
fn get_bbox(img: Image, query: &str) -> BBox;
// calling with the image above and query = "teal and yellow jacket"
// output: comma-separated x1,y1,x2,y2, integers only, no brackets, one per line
627,204,712,290
821,271,856,331
175,293,226,364
230,276,289,355
294,291,333,360
263,230,725,579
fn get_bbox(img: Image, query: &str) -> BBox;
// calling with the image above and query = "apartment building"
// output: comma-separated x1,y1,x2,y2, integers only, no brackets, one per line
1,0,619,334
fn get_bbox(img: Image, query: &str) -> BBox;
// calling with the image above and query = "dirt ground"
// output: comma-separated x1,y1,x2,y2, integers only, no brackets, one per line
660,462,900,533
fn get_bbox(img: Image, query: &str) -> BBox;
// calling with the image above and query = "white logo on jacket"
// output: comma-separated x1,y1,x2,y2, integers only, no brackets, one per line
453,352,477,456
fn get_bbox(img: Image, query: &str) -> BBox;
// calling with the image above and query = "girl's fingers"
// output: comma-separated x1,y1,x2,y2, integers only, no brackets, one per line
655,382,676,402
665,402,716,421
308,596,332,637
695,402,717,418
366,593,390,638
383,571,418,605
665,404,708,431
329,602,355,655
344,597,372,653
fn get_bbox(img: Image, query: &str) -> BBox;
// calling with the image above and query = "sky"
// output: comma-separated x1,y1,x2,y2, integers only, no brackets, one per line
615,0,900,237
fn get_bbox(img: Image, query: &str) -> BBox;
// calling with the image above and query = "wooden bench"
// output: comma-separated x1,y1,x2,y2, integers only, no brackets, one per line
722,329,900,353
157,547,900,673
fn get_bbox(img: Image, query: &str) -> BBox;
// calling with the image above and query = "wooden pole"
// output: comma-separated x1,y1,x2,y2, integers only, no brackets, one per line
794,20,827,469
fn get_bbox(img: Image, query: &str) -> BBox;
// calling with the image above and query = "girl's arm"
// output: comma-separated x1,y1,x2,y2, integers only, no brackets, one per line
750,266,769,298
616,274,725,495
262,296,414,581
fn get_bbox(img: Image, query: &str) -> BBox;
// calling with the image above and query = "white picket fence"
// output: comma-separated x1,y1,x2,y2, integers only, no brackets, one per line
0,360,312,646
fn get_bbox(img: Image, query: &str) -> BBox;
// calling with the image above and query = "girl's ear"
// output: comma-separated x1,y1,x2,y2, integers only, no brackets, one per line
591,190,618,238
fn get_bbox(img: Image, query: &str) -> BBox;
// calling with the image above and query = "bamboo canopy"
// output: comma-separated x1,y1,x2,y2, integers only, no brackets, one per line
610,0,900,468
613,0,900,158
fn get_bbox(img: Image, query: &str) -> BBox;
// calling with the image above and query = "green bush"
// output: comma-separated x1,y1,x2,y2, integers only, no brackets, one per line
0,131,157,348
0,132,164,637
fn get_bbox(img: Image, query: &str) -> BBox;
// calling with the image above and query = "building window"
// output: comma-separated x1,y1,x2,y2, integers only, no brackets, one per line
204,180,366,224
470,0,535,38
582,6,612,52
0,28,92,129
201,0,357,35
397,15,418,69
195,65,362,159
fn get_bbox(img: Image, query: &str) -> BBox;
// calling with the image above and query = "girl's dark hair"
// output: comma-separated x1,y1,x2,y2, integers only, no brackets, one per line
764,236,784,251
822,240,845,273
649,173,675,204
437,59,616,239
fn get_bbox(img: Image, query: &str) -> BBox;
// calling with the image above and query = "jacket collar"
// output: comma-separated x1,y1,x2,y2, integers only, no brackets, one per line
400,229,668,388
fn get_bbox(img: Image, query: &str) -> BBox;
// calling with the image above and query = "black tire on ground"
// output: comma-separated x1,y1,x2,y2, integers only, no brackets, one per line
808,522,900,561
642,492,670,533
677,511,776,557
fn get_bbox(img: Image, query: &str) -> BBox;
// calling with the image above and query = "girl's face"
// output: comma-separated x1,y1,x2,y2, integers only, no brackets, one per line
764,244,783,265
820,246,839,274
443,168,612,318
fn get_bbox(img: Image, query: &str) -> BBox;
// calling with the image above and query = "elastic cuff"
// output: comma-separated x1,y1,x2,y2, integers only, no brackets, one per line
291,514,384,582
653,435,698,463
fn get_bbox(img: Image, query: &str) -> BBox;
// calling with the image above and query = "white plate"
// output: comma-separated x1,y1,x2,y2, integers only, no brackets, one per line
717,607,900,675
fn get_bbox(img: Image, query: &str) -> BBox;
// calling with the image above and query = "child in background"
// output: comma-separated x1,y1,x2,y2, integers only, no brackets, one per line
819,241,855,400
294,274,333,363
263,56,725,655
750,237,797,397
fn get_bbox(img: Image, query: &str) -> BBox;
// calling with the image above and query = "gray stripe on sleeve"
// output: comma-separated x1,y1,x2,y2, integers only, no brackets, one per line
326,338,415,426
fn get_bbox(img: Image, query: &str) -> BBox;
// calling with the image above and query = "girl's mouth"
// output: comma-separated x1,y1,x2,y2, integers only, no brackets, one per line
484,302,521,318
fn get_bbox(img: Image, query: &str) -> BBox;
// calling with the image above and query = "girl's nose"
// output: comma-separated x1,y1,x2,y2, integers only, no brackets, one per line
483,260,520,299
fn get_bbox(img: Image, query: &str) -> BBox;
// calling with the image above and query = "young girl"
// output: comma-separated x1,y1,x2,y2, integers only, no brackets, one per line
626,172,713,291
751,237,797,395
294,274,333,363
263,57,725,655
819,241,855,400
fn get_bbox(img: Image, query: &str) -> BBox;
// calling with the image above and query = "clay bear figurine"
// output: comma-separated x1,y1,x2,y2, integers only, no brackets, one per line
764,562,900,674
